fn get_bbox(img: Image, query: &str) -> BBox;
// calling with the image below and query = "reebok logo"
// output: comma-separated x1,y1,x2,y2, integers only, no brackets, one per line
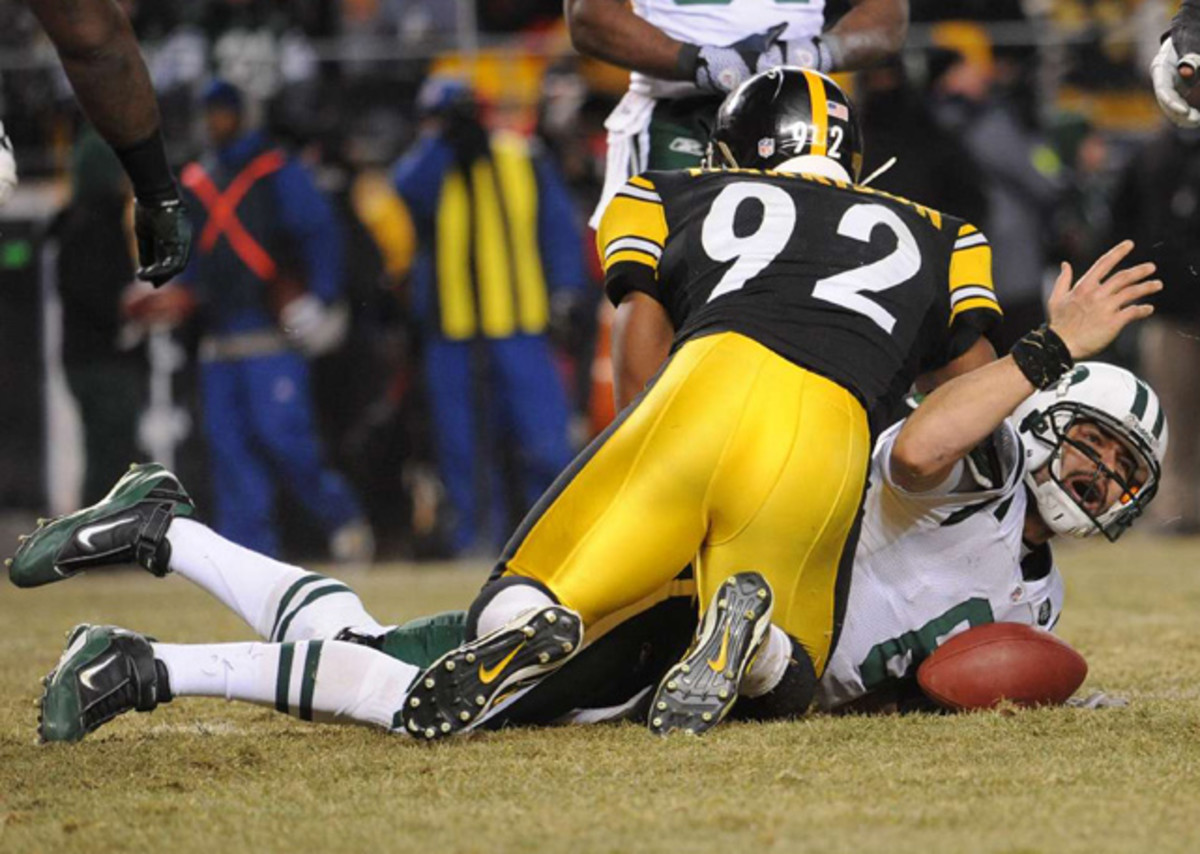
76,517,137,551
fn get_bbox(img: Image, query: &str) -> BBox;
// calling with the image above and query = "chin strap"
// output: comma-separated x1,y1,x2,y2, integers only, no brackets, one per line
859,156,897,187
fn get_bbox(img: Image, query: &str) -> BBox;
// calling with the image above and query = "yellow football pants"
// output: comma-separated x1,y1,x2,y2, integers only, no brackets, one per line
500,332,870,675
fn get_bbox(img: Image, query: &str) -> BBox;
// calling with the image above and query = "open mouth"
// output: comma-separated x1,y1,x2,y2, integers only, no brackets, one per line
1066,475,1106,514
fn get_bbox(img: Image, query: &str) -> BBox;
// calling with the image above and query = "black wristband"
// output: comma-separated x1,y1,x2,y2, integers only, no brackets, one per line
1009,324,1075,390
676,42,701,80
114,128,179,206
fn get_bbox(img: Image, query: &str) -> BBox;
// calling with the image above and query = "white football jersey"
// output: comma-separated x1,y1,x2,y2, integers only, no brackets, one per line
629,0,826,97
815,418,1065,711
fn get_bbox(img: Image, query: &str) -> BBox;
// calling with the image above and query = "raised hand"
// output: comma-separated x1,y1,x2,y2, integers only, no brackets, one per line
1047,240,1162,360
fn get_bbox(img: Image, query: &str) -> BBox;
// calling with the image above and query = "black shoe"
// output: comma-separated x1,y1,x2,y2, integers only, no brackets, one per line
8,463,194,588
400,606,583,740
648,572,774,736
39,624,171,743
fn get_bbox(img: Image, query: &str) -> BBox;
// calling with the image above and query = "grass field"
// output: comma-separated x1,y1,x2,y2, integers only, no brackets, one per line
2,536,1199,854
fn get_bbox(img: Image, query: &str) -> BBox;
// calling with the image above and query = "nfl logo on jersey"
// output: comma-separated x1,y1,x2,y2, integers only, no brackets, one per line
758,137,776,159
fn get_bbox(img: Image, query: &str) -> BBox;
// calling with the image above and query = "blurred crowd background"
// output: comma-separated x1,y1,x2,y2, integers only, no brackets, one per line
1,0,1197,566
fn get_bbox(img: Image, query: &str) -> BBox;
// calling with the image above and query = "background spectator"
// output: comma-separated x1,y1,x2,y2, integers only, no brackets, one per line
54,125,146,505
388,77,586,556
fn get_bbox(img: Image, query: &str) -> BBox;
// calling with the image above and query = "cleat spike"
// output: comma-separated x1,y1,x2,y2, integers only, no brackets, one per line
718,689,729,700
409,697,421,708
652,717,662,728
440,722,451,733
667,681,678,691
459,711,472,722
465,653,476,664
538,652,551,664
424,678,435,689
745,610,756,620
680,664,690,674
37,518,49,526
424,728,435,739
702,712,713,722
475,695,486,706
545,611,557,624
408,720,419,731
4,558,11,568
757,589,768,599
522,626,537,638
561,642,574,654
444,660,455,672
657,701,667,711
717,599,726,609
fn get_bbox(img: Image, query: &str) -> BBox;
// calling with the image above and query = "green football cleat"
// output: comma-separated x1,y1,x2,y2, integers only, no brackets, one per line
38,624,171,743
648,571,774,736
7,463,194,588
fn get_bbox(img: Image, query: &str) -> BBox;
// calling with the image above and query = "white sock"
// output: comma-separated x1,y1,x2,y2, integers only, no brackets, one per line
166,518,390,642
740,624,791,698
152,640,417,731
474,583,556,637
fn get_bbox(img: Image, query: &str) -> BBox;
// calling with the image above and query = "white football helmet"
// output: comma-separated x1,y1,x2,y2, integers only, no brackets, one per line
1010,362,1168,541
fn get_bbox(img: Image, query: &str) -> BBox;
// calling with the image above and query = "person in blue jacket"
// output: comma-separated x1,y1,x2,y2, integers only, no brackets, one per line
392,78,587,556
173,80,372,562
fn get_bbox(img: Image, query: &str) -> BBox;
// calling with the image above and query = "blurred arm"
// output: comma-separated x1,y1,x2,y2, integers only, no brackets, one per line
823,0,909,71
612,291,673,410
27,0,159,148
566,0,691,80
273,160,343,303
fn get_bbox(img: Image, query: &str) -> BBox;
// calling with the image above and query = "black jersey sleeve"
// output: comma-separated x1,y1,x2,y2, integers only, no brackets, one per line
597,175,671,307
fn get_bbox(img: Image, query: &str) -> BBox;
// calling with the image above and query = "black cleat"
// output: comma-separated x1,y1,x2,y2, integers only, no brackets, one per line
400,606,583,741
648,571,774,736
38,624,171,743
8,463,194,588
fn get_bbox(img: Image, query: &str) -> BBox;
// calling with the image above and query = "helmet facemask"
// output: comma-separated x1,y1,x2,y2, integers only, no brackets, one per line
1023,404,1160,542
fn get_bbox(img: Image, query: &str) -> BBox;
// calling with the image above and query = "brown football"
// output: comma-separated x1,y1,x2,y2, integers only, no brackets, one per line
917,622,1087,711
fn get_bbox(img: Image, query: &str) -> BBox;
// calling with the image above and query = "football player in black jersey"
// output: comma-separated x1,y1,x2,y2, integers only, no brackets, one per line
394,68,1149,741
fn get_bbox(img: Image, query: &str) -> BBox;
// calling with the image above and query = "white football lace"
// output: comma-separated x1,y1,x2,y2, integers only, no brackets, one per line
859,156,897,188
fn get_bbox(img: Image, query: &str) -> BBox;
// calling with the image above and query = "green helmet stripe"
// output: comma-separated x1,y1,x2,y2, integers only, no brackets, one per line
1131,380,1149,420
1152,398,1166,439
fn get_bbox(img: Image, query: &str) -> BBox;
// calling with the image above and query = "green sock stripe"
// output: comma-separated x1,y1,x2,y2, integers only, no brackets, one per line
271,576,325,641
298,641,324,722
273,583,354,643
275,643,296,714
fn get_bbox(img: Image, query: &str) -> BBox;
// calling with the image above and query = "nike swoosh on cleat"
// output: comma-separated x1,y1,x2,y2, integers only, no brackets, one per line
78,652,118,691
75,517,137,551
478,643,524,685
707,627,731,673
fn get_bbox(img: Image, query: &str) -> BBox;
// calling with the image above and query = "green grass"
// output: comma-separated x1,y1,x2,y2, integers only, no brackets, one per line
2,537,1199,854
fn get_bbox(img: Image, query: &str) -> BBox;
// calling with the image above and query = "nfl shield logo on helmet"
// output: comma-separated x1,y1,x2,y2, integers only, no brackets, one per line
758,137,776,159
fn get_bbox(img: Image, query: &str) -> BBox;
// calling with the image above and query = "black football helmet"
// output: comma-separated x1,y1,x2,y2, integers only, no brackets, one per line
705,67,864,181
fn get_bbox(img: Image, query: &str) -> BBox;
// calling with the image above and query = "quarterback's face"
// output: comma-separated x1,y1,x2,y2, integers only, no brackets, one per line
1054,420,1145,517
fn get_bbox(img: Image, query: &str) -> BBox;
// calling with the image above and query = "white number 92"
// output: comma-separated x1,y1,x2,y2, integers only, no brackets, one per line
701,182,921,334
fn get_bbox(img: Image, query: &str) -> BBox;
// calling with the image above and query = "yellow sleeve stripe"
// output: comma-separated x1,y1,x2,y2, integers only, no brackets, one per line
949,243,994,293
950,296,1003,323
629,175,656,191
596,185,669,274
606,249,659,269
957,223,979,237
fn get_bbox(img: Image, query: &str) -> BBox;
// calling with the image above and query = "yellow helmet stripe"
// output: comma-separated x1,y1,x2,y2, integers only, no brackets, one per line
804,71,829,157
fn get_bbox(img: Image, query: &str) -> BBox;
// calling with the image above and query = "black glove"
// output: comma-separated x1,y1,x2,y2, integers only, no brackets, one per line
134,197,192,287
